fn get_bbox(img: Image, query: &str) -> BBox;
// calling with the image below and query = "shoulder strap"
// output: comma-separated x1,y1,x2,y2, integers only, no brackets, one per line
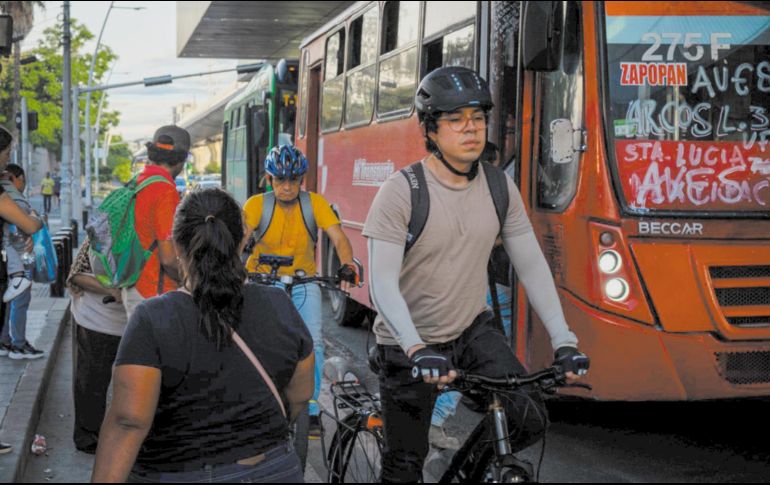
241,193,276,264
256,192,276,242
298,191,318,244
231,330,287,419
135,175,174,193
401,162,429,255
481,162,510,237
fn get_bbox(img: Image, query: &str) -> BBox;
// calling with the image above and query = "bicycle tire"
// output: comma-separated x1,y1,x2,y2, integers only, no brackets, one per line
291,407,310,473
327,413,384,483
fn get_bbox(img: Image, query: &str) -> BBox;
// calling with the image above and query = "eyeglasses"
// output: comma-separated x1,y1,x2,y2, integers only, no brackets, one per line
437,112,488,132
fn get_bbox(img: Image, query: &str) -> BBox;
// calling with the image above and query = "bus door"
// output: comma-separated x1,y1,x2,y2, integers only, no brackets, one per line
304,64,322,192
518,1,587,367
248,103,270,195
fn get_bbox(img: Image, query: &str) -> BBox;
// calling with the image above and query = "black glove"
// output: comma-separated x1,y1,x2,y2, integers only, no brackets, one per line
553,347,590,376
410,348,452,380
337,264,359,285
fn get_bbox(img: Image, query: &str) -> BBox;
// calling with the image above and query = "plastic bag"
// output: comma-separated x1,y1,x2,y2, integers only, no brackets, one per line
31,224,57,284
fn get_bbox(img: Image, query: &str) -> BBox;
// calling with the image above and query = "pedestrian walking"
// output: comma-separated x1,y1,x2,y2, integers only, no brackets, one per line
40,173,54,215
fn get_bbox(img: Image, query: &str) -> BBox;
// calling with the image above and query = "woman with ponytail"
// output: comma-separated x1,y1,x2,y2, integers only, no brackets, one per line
92,188,314,483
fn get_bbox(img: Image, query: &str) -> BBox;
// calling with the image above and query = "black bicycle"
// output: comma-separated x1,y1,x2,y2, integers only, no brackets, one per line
321,360,589,483
248,254,364,473
320,360,383,484
436,366,591,483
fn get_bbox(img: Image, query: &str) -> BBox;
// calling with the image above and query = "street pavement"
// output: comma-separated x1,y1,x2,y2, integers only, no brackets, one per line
0,195,77,483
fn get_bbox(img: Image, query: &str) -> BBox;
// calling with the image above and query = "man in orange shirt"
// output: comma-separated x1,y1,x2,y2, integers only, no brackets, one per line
121,126,188,317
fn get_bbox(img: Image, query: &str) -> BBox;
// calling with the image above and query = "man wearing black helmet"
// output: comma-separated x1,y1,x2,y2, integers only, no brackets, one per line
363,66,589,482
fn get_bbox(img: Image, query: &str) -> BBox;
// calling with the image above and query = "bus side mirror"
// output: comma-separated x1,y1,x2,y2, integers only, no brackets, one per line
522,1,562,71
0,15,13,58
550,118,586,165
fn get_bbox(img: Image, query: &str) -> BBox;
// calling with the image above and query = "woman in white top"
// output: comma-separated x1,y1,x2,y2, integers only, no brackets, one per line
67,238,128,454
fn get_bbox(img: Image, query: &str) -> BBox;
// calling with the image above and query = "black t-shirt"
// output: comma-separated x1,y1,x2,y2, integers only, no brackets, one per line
115,284,312,473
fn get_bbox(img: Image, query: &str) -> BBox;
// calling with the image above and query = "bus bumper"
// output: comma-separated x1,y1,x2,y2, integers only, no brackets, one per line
555,292,770,401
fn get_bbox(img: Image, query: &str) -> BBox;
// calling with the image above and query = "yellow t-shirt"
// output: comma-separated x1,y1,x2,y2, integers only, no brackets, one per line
41,178,54,195
243,192,341,276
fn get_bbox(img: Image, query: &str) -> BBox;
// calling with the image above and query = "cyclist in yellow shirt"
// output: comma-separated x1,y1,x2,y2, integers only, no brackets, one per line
242,145,358,437
40,173,54,214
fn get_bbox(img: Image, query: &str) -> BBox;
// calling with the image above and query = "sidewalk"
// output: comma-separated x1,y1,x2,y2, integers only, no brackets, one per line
0,211,78,483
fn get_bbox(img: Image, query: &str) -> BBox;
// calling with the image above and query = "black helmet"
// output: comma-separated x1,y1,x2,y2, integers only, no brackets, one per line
415,66,493,117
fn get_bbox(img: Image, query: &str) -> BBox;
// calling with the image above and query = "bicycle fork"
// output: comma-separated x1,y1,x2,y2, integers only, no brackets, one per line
488,393,534,483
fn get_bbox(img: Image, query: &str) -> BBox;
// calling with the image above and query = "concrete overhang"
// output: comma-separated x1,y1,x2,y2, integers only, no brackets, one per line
177,1,355,60
178,84,244,144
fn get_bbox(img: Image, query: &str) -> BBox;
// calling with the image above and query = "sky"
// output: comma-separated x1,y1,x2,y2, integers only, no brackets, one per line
22,1,241,143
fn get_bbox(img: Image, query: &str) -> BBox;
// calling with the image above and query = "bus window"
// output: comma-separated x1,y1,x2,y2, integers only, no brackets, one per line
536,1,583,211
423,24,475,75
346,6,378,127
322,29,346,132
424,1,475,39
603,3,770,214
378,1,420,117
299,51,309,138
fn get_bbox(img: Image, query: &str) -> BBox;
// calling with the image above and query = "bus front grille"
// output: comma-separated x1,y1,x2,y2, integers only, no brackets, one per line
709,266,770,330
715,351,770,385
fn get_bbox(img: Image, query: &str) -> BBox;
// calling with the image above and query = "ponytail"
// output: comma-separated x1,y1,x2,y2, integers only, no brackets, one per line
173,189,246,349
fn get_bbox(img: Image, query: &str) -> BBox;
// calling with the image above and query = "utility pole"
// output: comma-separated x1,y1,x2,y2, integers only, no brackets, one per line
72,85,82,224
60,1,72,224
20,97,29,197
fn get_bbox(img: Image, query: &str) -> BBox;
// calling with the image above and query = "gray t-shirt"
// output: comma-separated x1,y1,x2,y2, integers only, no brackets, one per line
363,161,532,346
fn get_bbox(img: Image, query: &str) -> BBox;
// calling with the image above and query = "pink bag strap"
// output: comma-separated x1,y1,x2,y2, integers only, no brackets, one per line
231,330,287,418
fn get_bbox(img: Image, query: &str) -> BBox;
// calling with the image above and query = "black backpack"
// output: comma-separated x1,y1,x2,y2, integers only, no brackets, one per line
400,161,511,331
400,161,510,254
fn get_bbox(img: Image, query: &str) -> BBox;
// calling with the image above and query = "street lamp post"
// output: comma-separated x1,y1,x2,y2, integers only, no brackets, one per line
63,63,263,217
84,2,145,209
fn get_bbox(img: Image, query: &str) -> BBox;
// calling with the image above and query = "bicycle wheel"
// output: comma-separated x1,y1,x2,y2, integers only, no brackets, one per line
291,406,309,473
328,413,383,483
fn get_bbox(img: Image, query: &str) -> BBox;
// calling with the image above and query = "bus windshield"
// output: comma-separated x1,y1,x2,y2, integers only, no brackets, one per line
603,2,770,215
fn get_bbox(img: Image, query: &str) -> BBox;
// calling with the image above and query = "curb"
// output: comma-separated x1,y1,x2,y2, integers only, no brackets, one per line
0,297,71,483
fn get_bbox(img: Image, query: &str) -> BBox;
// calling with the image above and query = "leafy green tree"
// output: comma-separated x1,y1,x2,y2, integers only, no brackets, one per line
112,161,131,183
205,162,221,174
0,19,119,160
0,1,45,141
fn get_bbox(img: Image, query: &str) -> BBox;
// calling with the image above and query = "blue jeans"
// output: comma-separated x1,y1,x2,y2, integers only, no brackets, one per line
1,286,32,348
274,282,323,416
128,442,303,483
432,284,513,427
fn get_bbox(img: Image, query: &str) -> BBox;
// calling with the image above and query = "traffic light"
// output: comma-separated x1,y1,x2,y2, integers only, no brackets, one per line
15,111,39,131
0,15,13,58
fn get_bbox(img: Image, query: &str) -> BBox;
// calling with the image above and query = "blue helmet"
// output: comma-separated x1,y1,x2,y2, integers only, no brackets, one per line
264,145,308,178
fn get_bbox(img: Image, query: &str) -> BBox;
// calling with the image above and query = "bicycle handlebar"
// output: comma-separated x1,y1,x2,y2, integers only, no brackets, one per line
447,366,592,393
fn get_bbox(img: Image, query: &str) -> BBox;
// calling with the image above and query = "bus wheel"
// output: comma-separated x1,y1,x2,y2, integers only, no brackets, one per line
327,286,348,326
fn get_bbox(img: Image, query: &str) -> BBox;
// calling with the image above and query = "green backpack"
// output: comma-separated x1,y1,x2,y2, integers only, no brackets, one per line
86,175,173,289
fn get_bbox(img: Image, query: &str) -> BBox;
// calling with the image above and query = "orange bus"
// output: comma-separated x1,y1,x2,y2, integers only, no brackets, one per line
294,1,770,400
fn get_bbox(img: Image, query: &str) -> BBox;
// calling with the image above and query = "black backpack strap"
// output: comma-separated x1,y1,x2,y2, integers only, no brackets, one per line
298,191,318,244
401,162,429,255
481,162,510,237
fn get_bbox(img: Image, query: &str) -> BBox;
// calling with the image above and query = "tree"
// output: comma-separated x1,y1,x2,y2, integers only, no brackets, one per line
0,19,119,161
112,161,131,184
0,1,45,141
205,162,221,174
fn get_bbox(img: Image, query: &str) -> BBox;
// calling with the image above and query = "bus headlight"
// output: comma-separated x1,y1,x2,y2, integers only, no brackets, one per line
599,250,622,274
605,278,630,302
